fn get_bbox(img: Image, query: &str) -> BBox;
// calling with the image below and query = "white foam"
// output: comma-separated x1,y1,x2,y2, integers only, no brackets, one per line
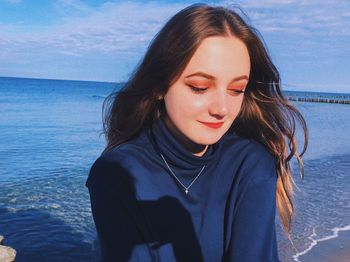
292,224,350,261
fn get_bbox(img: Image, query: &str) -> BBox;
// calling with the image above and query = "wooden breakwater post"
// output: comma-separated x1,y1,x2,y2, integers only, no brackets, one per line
0,235,16,262
287,96,350,104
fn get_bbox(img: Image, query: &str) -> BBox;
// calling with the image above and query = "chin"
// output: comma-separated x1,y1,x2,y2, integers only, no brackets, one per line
192,133,225,146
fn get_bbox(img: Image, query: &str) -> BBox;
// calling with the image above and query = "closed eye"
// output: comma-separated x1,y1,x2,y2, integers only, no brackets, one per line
188,85,245,95
188,85,208,93
229,89,245,95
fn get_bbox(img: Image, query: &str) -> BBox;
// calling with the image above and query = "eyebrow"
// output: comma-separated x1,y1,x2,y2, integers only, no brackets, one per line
185,72,249,84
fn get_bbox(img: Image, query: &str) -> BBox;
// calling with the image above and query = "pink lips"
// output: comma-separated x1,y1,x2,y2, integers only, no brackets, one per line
198,121,224,129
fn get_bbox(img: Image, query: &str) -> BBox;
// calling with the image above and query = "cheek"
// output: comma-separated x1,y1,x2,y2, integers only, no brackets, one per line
187,97,207,110
180,99,207,119
165,93,207,117
228,97,244,117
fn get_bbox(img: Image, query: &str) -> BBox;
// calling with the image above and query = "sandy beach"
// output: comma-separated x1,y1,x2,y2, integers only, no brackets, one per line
297,229,350,262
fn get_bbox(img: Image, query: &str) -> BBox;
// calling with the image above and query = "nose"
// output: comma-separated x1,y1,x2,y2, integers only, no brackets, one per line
209,89,229,118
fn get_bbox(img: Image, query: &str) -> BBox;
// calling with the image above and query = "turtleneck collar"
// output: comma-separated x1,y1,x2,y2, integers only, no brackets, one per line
150,118,220,169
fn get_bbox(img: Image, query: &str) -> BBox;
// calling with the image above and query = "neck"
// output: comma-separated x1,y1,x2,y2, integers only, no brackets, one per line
163,117,208,157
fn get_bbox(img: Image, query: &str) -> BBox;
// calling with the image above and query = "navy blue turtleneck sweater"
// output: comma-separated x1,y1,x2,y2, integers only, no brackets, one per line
86,118,280,262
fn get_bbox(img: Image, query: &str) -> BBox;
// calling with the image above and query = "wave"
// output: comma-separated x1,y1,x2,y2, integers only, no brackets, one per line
292,224,350,261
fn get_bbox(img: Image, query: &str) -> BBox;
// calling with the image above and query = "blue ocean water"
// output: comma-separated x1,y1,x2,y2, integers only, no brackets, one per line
0,77,349,261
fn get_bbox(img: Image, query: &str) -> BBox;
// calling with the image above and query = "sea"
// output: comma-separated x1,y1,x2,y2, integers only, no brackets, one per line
0,76,349,261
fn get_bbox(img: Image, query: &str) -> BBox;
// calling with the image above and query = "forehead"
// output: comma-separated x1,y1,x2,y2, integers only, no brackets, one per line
181,36,250,80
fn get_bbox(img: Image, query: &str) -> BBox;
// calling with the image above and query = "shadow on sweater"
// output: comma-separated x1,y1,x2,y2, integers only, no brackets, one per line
87,158,204,261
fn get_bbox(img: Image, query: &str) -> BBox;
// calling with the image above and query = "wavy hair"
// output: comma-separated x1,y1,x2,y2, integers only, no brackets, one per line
102,3,308,238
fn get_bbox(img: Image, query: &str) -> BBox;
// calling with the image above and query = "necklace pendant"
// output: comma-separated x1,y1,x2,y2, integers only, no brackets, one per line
160,153,206,197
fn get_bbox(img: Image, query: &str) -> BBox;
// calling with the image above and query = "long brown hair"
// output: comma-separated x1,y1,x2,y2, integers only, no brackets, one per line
102,3,308,238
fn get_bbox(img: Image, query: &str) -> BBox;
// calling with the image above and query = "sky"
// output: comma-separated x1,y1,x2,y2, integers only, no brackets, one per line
0,0,350,93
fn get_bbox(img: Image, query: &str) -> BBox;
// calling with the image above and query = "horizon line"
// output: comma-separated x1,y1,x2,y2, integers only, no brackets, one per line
1,75,349,95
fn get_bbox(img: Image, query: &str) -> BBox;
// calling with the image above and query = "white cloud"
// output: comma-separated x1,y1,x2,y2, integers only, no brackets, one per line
0,0,349,85
224,0,350,36
1,0,349,58
0,1,189,58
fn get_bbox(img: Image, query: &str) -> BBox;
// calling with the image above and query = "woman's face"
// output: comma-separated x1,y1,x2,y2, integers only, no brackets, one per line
163,36,250,154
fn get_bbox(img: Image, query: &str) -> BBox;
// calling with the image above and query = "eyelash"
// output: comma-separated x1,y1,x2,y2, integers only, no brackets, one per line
188,85,245,95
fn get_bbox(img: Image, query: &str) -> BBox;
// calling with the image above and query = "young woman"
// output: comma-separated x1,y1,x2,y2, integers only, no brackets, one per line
87,3,308,261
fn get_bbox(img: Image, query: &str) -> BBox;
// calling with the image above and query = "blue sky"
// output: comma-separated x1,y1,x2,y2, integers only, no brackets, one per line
1,0,350,93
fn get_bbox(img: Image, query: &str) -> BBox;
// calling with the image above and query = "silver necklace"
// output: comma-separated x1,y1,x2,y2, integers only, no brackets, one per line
160,153,206,195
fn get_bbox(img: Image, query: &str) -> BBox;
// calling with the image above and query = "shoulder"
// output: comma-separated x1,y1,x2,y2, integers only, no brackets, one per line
100,128,155,166
86,132,152,189
222,132,277,183
245,139,275,165
222,132,274,161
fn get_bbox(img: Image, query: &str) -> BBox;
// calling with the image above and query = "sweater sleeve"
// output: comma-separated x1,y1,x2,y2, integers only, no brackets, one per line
225,150,281,262
86,156,154,262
